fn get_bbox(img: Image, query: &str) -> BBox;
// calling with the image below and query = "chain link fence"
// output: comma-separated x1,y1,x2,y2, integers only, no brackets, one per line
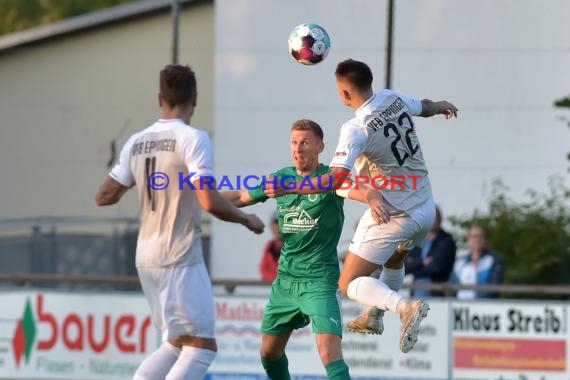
0,217,211,290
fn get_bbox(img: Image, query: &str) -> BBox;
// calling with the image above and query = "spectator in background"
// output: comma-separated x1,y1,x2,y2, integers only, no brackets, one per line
405,206,456,297
452,224,505,299
259,214,283,282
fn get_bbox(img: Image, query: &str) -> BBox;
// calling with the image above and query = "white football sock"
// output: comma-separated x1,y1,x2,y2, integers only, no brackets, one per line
347,276,404,313
133,342,180,380
370,267,383,279
366,268,384,314
165,346,216,380
380,266,405,291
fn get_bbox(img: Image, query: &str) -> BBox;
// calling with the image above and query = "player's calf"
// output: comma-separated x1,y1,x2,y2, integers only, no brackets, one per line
261,354,291,380
315,333,343,365
316,334,350,380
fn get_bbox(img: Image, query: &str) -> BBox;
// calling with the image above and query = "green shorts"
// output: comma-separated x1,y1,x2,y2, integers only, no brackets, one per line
261,277,343,336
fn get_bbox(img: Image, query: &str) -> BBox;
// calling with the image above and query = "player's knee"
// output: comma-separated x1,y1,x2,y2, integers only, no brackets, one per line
339,268,356,295
339,269,361,295
338,275,350,296
259,345,284,361
168,336,217,352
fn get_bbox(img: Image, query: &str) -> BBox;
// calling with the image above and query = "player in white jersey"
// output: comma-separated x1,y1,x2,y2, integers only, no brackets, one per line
265,59,457,353
95,64,264,379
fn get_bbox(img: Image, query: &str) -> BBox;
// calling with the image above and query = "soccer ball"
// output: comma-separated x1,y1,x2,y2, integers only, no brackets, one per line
288,23,331,65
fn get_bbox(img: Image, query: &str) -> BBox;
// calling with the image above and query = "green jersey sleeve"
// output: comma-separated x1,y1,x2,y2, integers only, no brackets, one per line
247,169,283,202
248,181,268,202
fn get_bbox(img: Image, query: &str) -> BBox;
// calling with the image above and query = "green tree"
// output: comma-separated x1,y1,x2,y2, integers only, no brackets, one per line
449,177,570,291
449,96,570,299
0,0,139,36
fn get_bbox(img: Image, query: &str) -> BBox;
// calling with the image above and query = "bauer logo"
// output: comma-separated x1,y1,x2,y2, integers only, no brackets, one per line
3,292,155,375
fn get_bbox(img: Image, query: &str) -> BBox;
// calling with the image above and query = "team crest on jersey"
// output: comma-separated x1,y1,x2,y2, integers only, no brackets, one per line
308,194,320,203
283,209,318,232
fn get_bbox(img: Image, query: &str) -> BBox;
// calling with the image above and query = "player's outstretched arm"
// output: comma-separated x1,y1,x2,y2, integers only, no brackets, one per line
194,181,264,234
264,166,350,197
95,176,130,206
222,190,259,208
420,99,458,119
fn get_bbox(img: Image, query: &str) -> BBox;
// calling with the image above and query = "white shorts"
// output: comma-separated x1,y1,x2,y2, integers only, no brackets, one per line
137,262,216,340
349,197,436,265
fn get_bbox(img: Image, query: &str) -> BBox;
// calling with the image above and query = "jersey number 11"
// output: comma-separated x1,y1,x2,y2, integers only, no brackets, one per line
145,156,157,211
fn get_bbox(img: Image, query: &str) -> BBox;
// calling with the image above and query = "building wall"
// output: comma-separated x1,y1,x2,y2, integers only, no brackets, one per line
1,0,569,281
0,2,214,222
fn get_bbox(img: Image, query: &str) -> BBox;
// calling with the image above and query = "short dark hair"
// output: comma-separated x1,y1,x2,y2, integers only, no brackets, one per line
335,59,373,92
291,119,324,141
159,64,197,107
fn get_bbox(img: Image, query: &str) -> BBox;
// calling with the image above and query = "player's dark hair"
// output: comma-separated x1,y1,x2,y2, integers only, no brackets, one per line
291,119,324,141
335,59,373,92
159,64,197,107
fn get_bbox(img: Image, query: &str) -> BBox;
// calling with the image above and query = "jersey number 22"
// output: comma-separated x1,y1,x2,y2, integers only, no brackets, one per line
383,112,419,166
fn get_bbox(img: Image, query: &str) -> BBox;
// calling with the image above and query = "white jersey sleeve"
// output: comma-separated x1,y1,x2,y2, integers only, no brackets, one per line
398,93,422,116
180,130,215,180
110,135,136,187
330,121,367,170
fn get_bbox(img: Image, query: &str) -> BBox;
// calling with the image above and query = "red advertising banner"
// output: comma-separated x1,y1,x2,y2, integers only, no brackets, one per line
454,337,566,371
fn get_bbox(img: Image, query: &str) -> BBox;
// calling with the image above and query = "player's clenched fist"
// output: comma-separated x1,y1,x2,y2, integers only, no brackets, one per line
263,176,288,198
440,101,458,119
244,214,265,234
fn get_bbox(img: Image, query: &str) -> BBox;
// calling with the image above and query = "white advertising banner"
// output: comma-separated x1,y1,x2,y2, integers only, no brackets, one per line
451,301,569,380
5,290,566,380
0,291,160,380
208,296,450,380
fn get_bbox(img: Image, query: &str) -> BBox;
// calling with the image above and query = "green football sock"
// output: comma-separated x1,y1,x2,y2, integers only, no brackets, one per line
325,359,350,380
261,353,291,380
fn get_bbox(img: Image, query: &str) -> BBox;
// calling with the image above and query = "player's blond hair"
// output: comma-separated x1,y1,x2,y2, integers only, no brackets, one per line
291,119,323,141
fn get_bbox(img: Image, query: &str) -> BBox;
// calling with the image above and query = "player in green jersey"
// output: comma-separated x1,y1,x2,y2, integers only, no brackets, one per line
223,119,384,380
